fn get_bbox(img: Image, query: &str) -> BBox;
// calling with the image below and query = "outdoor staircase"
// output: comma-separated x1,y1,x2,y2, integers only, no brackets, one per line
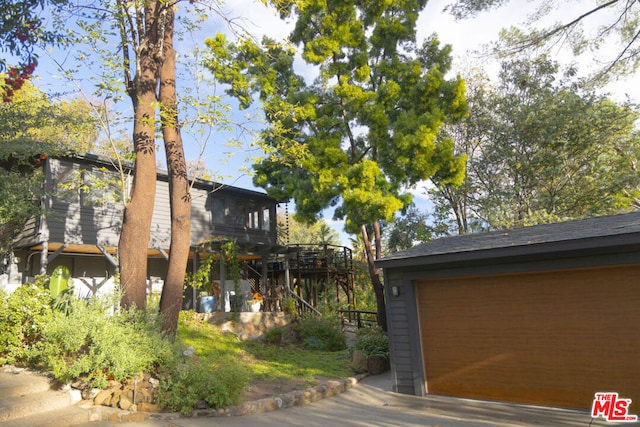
0,367,97,427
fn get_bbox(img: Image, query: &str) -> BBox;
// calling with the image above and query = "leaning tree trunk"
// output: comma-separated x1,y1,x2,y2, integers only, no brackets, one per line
158,6,191,336
118,2,160,310
361,222,387,331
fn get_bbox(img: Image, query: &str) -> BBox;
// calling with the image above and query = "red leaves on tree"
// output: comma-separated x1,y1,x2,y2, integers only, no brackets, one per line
2,62,36,102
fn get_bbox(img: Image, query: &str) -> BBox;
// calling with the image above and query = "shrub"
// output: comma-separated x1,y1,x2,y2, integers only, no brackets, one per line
41,296,179,388
157,359,250,414
298,313,346,351
263,327,284,344
281,295,298,317
354,326,389,359
0,277,54,366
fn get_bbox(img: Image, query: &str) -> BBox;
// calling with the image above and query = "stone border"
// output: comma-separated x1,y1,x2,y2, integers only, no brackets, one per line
103,374,369,423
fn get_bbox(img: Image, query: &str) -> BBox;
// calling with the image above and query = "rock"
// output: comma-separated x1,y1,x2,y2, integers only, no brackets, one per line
120,413,149,422
119,395,133,410
94,389,113,406
367,355,389,375
82,388,100,400
137,387,153,404
68,388,82,404
111,390,122,408
183,346,195,357
138,402,161,413
195,399,209,409
351,350,368,373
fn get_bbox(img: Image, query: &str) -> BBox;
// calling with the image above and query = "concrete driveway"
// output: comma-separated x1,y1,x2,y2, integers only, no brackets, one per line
88,372,626,427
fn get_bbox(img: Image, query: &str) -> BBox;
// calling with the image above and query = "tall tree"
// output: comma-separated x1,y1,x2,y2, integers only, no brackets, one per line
50,1,242,335
431,55,640,233
109,0,162,311
206,0,468,330
157,5,191,336
383,205,433,253
66,1,190,320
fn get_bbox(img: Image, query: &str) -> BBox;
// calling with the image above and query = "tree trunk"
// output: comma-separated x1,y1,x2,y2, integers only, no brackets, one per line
361,222,387,331
118,2,160,310
158,6,191,336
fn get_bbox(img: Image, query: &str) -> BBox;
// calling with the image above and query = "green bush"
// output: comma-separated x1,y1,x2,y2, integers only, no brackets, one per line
263,327,284,344
354,326,389,359
0,277,54,366
41,296,179,388
157,360,250,414
281,296,298,317
298,313,346,351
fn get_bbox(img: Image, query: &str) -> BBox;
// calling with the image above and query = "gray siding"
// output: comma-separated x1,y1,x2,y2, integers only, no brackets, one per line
149,179,171,249
13,215,41,247
384,273,426,396
46,158,123,247
190,186,211,244
16,156,278,256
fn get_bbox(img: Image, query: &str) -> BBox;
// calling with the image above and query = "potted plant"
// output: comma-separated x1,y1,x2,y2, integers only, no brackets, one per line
247,292,263,312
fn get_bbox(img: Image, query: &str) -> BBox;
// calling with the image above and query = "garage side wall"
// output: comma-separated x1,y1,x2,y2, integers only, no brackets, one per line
384,270,425,395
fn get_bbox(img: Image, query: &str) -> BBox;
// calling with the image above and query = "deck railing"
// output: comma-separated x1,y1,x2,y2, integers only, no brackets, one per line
338,309,377,329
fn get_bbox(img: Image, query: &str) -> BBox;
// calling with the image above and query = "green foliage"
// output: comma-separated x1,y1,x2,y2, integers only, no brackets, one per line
298,313,346,352
41,297,179,388
0,276,53,366
158,360,250,414
0,81,98,252
279,211,341,246
431,54,640,234
221,241,243,312
281,295,298,317
178,312,352,384
185,253,215,292
0,168,42,252
354,326,389,359
205,1,468,235
0,81,97,153
383,205,433,253
263,327,284,344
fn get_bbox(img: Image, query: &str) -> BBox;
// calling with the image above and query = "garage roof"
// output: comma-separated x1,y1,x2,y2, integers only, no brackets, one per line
377,211,640,269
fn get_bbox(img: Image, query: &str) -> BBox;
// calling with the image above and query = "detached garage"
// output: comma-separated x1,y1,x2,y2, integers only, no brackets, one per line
377,211,640,410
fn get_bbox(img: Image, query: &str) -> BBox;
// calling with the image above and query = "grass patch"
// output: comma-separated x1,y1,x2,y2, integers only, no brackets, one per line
177,313,353,387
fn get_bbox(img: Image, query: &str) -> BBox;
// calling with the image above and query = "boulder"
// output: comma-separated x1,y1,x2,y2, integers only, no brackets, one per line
351,350,368,373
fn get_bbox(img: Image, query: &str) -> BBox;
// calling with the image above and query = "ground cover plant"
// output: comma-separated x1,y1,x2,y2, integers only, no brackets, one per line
173,312,353,412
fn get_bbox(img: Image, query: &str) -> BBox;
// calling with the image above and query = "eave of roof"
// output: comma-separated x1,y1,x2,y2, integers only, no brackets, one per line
376,211,640,269
59,153,280,202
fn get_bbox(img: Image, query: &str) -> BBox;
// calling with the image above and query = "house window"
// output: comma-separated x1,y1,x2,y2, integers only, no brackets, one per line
54,164,79,203
82,168,121,207
248,208,260,229
227,199,246,227
262,207,270,231
211,195,272,231
211,198,225,224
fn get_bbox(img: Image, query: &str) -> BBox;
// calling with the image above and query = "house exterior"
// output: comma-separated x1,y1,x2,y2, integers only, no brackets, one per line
3,154,280,302
376,211,640,410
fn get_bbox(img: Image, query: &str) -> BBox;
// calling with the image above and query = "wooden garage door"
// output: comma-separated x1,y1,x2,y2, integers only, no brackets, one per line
415,264,640,409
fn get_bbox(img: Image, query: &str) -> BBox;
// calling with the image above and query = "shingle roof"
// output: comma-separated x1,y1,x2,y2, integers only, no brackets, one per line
377,211,640,267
